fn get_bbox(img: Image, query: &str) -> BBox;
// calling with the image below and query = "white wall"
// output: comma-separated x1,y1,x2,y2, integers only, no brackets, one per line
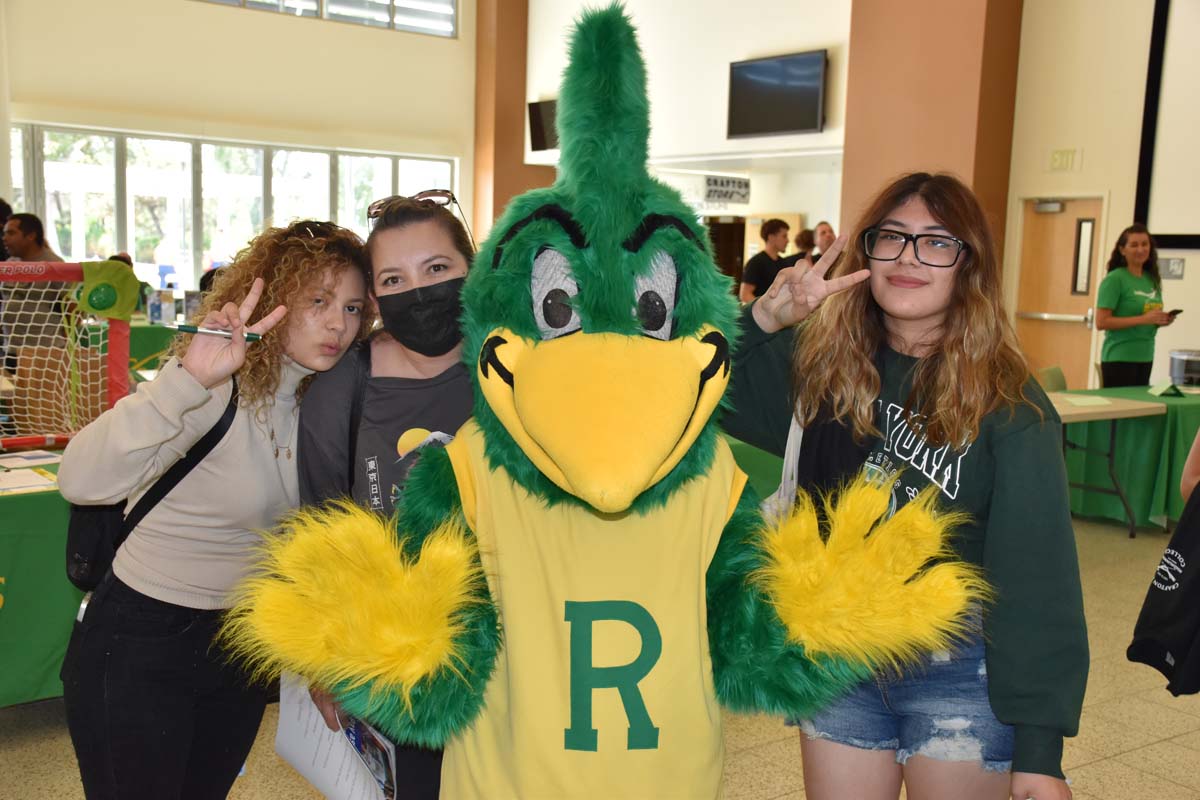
3,0,477,216
525,0,851,164
652,161,840,235
1005,0,1199,386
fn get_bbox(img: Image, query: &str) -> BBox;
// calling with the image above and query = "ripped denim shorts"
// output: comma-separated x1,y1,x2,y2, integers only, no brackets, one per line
792,630,1013,773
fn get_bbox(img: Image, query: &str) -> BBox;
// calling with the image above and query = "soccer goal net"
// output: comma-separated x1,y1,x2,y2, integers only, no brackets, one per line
0,262,131,450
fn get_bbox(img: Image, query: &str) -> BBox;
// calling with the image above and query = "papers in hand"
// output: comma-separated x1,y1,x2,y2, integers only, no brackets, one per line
275,673,398,800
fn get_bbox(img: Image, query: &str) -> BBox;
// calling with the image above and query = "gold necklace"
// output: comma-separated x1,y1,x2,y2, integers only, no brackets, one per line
269,412,296,460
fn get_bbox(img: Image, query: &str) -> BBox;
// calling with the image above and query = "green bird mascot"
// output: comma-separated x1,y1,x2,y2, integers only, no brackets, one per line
223,6,987,798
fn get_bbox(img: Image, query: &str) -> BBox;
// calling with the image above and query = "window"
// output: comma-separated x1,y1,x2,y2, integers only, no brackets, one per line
11,122,455,284
397,158,452,197
338,155,393,239
127,138,194,287
272,149,330,226
197,0,456,38
246,0,317,16
202,144,265,271
10,127,24,211
326,0,390,27
42,131,117,261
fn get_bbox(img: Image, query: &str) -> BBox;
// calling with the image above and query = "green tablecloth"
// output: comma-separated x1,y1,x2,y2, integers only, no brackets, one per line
0,464,83,707
85,320,177,371
727,437,784,500
1063,387,1200,528
128,322,178,370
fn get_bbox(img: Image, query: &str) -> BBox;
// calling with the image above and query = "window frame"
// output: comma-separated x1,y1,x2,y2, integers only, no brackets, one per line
193,0,459,39
12,121,457,283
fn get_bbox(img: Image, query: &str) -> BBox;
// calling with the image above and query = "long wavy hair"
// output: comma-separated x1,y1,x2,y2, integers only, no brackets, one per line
1105,223,1160,289
167,220,376,408
792,172,1034,447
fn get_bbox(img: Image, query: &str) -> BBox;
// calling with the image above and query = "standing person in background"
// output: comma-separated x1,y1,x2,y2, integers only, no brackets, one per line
0,199,12,260
724,172,1086,800
781,228,816,269
1095,224,1174,387
297,192,476,800
739,218,790,301
813,219,836,260
1,212,66,373
57,221,372,800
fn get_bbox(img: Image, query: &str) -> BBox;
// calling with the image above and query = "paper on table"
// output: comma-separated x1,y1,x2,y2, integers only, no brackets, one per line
275,673,385,800
0,449,63,469
1058,394,1113,407
0,467,57,495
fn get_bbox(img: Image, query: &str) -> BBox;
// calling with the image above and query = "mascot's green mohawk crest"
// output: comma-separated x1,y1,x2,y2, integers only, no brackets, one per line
463,3,739,515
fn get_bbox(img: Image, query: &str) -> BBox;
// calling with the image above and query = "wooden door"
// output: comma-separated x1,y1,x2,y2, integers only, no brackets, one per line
1014,198,1103,389
704,216,746,289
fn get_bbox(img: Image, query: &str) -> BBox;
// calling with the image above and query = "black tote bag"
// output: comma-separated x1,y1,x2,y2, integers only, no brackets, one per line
1127,485,1200,696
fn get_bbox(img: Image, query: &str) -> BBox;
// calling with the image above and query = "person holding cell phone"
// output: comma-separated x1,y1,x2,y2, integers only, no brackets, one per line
297,192,476,800
1095,224,1175,387
57,221,372,800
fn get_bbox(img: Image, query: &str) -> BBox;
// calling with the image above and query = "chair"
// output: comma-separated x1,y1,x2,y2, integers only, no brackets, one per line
1037,365,1067,392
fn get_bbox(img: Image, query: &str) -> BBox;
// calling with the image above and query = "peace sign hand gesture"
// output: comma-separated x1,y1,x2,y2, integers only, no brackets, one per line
750,234,870,334
180,277,288,389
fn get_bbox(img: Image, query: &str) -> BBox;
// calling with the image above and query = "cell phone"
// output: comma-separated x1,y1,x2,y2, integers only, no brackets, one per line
1168,309,1182,317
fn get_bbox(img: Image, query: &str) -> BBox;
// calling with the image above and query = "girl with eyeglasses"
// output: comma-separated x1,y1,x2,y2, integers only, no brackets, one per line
723,173,1087,800
297,192,476,800
57,221,372,799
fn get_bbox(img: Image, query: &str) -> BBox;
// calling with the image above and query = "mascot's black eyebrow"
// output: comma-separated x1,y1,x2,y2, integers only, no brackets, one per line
491,204,588,269
622,214,701,252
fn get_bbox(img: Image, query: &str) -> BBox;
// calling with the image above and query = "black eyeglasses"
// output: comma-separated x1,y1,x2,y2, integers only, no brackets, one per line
367,189,476,254
862,227,967,268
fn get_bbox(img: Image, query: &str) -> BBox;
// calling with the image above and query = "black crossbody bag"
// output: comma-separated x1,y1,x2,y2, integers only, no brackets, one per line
65,378,240,591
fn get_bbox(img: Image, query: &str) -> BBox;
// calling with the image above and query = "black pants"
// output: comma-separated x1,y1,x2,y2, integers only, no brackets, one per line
61,575,268,800
1101,361,1153,388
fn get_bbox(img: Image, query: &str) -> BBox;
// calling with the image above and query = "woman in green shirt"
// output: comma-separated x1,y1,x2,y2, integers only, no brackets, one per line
724,173,1087,800
1095,224,1174,387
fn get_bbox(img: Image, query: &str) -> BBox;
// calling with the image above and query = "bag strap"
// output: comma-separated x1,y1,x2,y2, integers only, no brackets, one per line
761,404,805,523
119,376,240,540
347,340,371,473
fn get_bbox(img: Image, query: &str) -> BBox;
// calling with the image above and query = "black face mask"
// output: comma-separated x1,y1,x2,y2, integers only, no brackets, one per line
376,277,466,357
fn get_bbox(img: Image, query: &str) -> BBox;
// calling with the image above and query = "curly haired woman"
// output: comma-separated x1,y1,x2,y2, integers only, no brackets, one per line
57,220,374,800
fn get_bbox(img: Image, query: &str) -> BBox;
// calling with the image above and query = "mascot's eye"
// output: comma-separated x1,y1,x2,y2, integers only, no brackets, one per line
531,247,581,339
634,250,677,340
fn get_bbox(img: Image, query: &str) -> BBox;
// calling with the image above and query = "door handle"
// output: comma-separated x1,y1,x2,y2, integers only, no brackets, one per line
1016,311,1090,324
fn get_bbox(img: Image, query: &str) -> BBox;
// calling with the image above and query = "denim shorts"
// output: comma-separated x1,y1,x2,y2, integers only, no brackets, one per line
793,633,1014,772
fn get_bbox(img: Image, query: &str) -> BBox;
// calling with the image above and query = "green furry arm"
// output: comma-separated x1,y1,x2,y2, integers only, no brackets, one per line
334,446,501,748
706,488,870,718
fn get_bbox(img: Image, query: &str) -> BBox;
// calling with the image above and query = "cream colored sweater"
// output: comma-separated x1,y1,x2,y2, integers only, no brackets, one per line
58,357,314,609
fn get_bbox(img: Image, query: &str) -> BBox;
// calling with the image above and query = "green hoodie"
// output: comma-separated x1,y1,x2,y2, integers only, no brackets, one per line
723,306,1089,779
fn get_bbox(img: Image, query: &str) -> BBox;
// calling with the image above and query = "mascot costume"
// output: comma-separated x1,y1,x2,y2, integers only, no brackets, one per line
224,6,986,798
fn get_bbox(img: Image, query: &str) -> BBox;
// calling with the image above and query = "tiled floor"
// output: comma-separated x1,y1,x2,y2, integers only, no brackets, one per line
2,518,1198,799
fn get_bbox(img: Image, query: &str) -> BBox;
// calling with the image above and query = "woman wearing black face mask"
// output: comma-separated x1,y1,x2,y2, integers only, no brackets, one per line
294,192,475,800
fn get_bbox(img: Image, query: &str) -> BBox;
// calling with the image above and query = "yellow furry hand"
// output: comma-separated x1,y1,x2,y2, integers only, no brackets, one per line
220,501,483,700
753,476,990,671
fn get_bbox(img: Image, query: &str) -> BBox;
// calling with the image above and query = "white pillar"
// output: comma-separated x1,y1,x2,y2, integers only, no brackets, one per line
0,0,12,202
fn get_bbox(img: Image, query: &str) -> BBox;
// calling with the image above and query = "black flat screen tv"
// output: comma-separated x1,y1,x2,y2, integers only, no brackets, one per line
728,50,827,138
528,100,559,151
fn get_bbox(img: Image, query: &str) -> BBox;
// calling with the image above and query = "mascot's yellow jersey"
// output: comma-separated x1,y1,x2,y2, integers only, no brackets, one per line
443,420,747,799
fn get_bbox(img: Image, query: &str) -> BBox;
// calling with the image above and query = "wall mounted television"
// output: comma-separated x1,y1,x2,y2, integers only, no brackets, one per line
528,100,559,151
727,49,827,138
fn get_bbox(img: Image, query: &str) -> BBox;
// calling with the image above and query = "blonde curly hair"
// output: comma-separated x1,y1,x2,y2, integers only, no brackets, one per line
167,220,376,409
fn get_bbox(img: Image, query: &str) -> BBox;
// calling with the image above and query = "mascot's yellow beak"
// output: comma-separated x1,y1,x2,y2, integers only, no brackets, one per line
478,325,730,513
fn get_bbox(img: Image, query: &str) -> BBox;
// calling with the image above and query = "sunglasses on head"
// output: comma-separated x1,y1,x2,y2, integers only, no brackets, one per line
367,190,476,254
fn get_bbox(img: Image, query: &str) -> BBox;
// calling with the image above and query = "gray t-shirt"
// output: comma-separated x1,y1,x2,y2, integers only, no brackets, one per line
297,339,473,516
